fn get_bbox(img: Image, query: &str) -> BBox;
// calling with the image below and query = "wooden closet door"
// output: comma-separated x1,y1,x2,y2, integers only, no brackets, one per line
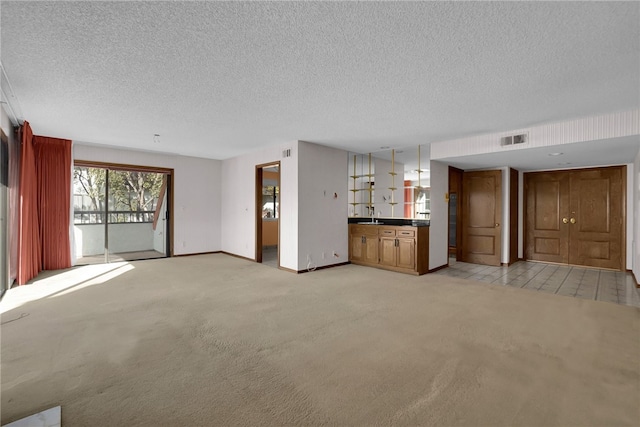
461,170,502,266
568,167,624,270
525,171,570,264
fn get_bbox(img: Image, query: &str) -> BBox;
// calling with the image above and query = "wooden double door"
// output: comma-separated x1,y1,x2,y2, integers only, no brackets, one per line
525,166,625,270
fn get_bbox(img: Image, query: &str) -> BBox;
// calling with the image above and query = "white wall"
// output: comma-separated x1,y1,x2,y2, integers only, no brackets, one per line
220,140,349,272
428,160,448,270
518,170,524,259
73,144,221,255
297,141,349,270
501,167,510,264
220,141,298,270
172,155,221,254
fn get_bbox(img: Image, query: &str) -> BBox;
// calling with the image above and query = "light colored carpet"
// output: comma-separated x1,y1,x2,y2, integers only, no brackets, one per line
1,254,639,426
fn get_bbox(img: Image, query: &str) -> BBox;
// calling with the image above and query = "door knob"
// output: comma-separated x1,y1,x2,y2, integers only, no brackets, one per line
495,223,500,227
562,218,569,224
570,218,576,224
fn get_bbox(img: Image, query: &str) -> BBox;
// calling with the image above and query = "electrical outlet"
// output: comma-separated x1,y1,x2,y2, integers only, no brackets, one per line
322,252,326,259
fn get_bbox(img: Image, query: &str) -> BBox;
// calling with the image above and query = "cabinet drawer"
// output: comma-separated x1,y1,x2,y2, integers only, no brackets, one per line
397,229,415,237
351,225,378,235
379,229,396,237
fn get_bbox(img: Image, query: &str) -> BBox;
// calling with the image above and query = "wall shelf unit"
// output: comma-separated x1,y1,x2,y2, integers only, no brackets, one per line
387,149,398,217
350,153,374,217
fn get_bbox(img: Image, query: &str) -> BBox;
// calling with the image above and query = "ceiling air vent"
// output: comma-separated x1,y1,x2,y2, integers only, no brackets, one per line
501,133,528,146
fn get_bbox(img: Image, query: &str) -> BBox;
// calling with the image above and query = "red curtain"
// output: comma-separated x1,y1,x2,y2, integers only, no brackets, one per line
33,136,72,270
16,122,72,285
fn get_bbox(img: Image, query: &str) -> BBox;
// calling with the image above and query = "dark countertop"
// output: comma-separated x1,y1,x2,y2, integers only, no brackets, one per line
348,217,430,227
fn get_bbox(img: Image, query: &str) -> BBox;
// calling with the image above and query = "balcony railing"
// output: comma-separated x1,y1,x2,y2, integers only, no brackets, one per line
74,210,156,224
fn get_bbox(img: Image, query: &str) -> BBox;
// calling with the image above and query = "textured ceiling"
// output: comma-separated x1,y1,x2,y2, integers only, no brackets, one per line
1,1,638,162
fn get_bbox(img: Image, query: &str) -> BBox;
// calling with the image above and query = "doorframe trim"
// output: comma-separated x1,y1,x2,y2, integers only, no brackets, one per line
255,161,280,266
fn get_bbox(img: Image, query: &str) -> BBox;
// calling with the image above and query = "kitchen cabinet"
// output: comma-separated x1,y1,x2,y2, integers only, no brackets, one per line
378,228,415,269
348,224,429,275
349,225,378,264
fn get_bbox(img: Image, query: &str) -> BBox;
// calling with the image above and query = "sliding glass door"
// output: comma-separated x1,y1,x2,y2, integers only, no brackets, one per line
73,164,170,264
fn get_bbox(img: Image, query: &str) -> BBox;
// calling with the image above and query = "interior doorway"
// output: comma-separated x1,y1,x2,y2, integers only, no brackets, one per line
448,166,463,261
255,162,280,268
450,167,519,267
460,169,503,266
73,162,173,264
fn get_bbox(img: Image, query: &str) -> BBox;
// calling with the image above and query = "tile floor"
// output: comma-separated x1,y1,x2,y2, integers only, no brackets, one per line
434,259,640,307
262,245,278,268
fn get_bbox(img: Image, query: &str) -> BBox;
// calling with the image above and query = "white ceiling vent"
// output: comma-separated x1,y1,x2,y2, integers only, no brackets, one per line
501,133,528,146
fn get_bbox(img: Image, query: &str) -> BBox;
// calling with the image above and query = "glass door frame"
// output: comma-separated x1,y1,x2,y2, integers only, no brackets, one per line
74,160,174,262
